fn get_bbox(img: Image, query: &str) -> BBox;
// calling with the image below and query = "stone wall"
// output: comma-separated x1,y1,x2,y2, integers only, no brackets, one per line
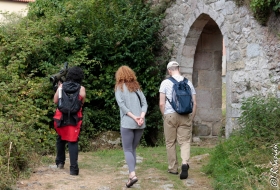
160,0,280,138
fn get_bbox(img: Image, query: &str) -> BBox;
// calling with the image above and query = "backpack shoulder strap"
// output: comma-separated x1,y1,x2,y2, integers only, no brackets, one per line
135,91,142,107
168,77,178,84
183,77,188,83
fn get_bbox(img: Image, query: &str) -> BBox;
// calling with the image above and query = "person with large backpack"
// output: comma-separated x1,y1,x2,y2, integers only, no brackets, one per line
53,66,86,176
159,61,197,180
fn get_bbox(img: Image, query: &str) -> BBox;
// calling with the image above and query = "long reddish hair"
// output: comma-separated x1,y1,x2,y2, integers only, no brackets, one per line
114,65,141,92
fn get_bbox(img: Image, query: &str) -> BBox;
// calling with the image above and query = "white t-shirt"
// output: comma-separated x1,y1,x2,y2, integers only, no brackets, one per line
159,75,196,114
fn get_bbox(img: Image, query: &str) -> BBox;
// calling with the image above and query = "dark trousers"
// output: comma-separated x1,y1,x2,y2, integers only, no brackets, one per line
55,135,79,171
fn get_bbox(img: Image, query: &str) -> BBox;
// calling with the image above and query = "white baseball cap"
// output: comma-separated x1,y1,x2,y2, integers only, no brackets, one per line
167,61,180,69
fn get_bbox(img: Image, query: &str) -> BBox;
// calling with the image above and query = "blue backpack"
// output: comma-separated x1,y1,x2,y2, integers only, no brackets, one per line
167,77,193,114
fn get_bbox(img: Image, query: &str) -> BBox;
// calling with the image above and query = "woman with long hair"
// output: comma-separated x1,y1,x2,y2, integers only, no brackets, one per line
114,65,148,188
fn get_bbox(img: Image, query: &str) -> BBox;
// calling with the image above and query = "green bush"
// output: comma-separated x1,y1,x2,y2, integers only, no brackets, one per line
238,95,280,144
0,0,170,187
204,96,280,189
0,0,167,149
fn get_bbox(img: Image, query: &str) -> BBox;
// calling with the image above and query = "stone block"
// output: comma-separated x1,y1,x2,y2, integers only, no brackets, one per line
229,50,241,63
196,89,212,108
227,60,245,71
180,56,194,68
231,92,239,103
216,15,225,28
182,45,196,57
232,70,247,82
191,19,209,29
197,108,222,121
192,136,201,142
198,70,222,88
185,37,200,46
214,0,225,11
194,51,213,70
179,3,190,15
201,31,223,51
193,123,211,136
188,28,203,38
212,88,222,108
233,23,241,34
180,67,193,74
214,51,223,71
212,121,223,136
183,23,191,36
231,103,242,117
247,43,260,58
245,58,259,71
223,1,235,15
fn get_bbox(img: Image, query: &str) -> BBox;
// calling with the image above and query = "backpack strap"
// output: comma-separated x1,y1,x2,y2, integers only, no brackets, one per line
135,91,142,107
166,77,177,104
168,76,188,84
168,77,178,84
183,77,188,83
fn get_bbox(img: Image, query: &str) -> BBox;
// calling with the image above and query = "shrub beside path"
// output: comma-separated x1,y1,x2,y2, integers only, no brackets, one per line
14,139,216,190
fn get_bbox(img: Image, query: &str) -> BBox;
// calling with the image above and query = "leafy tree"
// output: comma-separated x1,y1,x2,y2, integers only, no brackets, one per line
0,0,167,152
0,0,169,186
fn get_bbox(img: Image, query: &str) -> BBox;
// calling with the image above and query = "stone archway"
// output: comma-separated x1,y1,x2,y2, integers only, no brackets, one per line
178,14,223,137
161,0,280,138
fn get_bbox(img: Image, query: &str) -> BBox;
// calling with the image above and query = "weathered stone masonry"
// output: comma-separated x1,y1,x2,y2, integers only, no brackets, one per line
161,0,280,138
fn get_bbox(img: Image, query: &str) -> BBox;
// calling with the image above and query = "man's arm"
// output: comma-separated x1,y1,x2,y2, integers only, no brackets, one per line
159,92,166,116
191,94,197,120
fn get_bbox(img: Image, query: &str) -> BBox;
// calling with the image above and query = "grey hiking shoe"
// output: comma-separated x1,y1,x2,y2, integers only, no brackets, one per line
57,163,64,169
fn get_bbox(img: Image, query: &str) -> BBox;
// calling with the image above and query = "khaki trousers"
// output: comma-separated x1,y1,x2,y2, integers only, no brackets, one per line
163,112,192,173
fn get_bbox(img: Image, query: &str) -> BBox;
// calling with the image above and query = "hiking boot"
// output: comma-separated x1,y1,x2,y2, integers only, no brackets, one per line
168,170,179,175
57,163,64,169
70,168,79,175
180,164,189,179
70,165,79,175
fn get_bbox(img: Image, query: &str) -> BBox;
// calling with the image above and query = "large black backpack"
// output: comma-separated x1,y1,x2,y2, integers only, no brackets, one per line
58,81,82,126
166,77,193,114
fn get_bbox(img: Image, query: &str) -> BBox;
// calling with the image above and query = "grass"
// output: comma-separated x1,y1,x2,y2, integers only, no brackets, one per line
203,136,277,190
78,145,214,189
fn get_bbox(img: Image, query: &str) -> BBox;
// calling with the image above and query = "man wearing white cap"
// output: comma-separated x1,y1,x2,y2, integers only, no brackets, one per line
159,61,197,179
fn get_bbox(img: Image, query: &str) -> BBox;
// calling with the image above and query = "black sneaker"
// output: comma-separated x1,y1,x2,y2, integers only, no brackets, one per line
180,164,189,179
70,165,79,175
70,169,79,175
168,170,179,175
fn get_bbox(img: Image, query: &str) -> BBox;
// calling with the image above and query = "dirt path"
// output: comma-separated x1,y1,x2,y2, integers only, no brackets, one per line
14,139,217,190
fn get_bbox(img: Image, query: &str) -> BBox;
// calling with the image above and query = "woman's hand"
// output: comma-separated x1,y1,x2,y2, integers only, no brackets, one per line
135,117,144,126
126,112,144,126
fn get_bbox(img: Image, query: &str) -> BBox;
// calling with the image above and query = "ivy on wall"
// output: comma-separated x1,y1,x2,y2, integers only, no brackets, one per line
235,0,280,25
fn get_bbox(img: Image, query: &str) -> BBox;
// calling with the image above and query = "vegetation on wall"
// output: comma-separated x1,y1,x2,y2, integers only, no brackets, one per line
235,0,280,25
0,0,170,187
204,96,280,189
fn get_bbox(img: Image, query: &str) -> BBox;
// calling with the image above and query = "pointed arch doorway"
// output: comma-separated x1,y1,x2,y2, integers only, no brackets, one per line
179,14,225,137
